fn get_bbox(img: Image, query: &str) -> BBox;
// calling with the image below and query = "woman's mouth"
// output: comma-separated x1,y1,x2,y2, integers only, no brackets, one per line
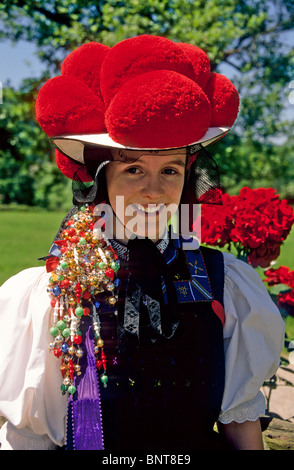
131,203,165,215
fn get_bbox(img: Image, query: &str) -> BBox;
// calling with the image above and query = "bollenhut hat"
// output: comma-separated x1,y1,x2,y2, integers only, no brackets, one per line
35,35,239,183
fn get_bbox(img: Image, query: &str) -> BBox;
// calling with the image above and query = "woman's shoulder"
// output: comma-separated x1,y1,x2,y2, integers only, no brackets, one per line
222,251,267,291
0,266,50,302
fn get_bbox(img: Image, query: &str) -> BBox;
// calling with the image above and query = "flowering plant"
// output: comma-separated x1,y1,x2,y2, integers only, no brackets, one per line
201,187,294,268
263,266,294,317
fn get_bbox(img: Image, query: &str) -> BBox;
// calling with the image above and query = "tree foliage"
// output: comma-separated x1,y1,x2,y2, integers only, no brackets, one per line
0,78,72,208
0,0,293,207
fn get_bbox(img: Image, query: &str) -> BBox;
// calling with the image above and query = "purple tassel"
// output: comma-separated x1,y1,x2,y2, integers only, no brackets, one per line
66,318,104,450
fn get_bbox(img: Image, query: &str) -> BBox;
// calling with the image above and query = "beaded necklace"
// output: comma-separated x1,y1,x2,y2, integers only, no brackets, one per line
47,203,120,395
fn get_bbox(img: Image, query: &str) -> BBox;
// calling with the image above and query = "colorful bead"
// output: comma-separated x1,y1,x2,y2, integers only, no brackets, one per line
62,328,71,338
55,335,63,344
68,346,76,355
73,335,82,345
83,307,90,316
52,286,61,296
105,268,115,278
111,262,119,272
47,203,120,395
50,326,59,337
108,296,117,305
100,374,108,387
75,306,84,317
54,348,62,358
61,343,69,353
61,383,68,393
69,359,75,381
56,320,66,331
60,279,70,288
76,348,84,358
68,385,77,394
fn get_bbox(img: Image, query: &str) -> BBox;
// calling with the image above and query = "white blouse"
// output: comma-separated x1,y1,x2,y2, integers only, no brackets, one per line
0,252,285,450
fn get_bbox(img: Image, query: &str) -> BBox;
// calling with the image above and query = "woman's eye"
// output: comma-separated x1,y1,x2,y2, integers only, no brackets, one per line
163,168,177,175
126,167,140,174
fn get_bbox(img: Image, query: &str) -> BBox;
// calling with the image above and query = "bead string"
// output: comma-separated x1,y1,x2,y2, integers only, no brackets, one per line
47,204,120,395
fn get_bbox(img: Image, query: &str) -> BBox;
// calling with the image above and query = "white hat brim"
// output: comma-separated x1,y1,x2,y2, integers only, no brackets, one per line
51,127,230,164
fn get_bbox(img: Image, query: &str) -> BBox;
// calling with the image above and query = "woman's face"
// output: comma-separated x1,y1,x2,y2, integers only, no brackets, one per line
105,148,186,241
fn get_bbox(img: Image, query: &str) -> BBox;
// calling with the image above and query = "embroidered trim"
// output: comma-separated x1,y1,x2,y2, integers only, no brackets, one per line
218,392,266,424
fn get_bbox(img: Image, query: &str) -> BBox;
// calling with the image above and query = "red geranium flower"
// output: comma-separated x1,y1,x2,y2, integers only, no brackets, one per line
201,187,294,268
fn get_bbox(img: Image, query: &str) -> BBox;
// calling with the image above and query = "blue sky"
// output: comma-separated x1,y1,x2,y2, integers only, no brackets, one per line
0,40,47,87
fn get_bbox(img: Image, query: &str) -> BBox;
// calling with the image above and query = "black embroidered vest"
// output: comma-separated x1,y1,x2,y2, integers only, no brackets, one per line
99,245,226,450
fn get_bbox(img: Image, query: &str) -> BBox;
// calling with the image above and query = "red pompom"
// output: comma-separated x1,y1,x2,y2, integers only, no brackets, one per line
100,35,196,107
35,34,240,181
35,75,106,137
55,150,93,182
61,42,111,101
105,70,211,148
205,73,239,127
177,42,211,89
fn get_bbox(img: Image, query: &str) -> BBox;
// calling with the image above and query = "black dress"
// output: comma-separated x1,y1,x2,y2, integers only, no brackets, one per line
98,244,228,450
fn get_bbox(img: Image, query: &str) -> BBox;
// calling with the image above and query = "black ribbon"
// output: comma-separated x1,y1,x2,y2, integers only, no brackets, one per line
118,238,180,346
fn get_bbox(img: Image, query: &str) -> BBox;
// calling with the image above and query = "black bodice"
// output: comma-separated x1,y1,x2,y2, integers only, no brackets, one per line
98,246,227,450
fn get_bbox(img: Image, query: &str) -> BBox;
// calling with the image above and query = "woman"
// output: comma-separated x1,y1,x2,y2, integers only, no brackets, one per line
0,35,284,450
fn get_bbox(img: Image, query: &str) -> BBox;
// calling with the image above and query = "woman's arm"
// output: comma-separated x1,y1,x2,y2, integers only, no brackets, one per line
218,419,264,450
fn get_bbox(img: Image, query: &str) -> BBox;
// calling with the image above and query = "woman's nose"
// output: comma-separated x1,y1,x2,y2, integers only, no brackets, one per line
141,174,164,200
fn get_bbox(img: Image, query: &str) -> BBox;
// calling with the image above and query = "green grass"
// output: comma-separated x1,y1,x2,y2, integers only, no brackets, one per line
0,207,66,286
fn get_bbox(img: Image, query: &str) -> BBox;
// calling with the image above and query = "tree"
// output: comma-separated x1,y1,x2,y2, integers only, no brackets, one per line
0,0,293,206
0,78,72,208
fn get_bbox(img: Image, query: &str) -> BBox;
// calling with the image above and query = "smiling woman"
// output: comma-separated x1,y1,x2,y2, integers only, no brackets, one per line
0,35,285,451
106,149,186,241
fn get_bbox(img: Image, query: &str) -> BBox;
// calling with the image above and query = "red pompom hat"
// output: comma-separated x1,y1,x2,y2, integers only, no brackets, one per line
35,35,239,181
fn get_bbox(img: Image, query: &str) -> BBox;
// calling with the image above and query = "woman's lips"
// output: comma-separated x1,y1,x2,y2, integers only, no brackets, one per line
130,203,165,215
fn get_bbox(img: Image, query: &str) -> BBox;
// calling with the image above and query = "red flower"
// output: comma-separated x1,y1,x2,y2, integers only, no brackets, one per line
201,187,294,268
264,266,294,288
247,243,281,268
264,265,294,315
279,291,294,306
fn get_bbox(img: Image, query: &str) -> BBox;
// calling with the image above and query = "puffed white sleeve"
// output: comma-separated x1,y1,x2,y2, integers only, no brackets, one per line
0,267,68,450
219,252,285,424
